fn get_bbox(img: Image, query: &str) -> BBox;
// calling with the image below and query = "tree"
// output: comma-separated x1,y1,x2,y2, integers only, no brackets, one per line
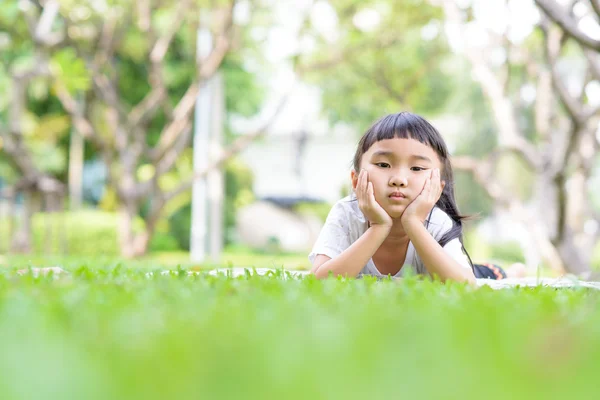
0,1,66,253
443,0,600,276
1,0,293,257
296,0,454,129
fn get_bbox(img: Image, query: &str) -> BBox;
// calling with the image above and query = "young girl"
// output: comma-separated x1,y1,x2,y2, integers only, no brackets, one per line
309,112,516,283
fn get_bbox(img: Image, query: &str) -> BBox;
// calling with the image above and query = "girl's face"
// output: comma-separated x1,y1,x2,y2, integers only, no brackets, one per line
351,137,442,218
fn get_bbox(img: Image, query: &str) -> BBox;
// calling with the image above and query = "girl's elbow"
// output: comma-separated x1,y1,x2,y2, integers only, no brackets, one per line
464,271,477,286
310,265,327,279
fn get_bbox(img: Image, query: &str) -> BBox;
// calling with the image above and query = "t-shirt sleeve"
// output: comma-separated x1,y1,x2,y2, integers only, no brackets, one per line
308,202,352,265
442,238,473,271
428,208,472,271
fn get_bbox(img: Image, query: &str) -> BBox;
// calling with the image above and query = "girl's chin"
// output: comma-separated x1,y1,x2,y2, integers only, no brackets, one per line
385,207,405,219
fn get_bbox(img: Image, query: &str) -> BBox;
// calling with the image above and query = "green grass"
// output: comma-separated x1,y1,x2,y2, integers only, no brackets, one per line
0,267,599,400
0,246,311,271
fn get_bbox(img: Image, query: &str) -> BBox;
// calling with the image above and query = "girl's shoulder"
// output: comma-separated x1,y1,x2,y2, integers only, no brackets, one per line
327,195,366,223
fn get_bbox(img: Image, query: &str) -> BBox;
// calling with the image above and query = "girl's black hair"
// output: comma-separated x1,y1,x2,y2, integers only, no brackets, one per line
352,112,472,262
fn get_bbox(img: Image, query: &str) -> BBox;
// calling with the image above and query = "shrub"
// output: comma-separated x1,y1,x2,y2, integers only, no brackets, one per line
0,209,179,256
489,241,526,264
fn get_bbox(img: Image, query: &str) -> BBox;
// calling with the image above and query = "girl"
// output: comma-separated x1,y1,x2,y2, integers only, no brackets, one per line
309,112,517,283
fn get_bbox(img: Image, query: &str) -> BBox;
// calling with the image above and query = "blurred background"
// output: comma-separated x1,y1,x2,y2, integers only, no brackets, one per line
1,0,599,277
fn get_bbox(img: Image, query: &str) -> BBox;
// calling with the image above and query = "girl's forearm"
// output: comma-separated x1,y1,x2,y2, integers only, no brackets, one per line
403,218,476,284
313,225,390,279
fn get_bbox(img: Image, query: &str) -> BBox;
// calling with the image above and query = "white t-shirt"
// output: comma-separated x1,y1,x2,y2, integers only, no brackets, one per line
308,196,472,278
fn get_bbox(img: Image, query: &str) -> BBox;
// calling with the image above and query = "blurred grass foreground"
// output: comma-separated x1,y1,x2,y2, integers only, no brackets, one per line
0,268,599,400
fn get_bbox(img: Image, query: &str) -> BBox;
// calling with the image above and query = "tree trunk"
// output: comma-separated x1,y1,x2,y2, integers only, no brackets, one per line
554,168,595,275
118,202,158,258
11,191,34,253
555,234,594,276
118,203,138,258
132,231,152,258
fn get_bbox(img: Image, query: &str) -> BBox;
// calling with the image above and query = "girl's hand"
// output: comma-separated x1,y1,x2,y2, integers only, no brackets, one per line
356,169,392,228
401,168,445,226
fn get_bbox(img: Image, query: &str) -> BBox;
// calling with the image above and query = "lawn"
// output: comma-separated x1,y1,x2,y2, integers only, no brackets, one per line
0,246,312,271
0,267,598,400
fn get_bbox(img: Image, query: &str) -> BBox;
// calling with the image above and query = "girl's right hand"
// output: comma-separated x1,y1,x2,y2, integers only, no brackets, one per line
356,169,392,228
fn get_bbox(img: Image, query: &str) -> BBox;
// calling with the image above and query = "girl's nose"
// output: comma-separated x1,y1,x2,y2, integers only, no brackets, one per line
390,175,407,187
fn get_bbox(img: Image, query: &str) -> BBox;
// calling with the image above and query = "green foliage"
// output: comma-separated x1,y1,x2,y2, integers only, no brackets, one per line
168,204,193,251
222,56,265,121
50,48,91,93
301,0,452,128
489,241,526,264
0,210,121,256
0,1,266,217
0,210,178,256
224,157,255,232
0,270,598,399
148,231,181,253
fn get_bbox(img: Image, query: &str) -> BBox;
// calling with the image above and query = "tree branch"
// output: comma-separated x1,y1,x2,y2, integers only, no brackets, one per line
136,0,152,33
149,1,237,163
94,9,120,68
136,120,194,199
4,56,51,177
34,0,64,47
126,0,193,131
198,1,236,79
451,156,506,205
590,0,600,20
443,1,541,171
452,154,567,274
534,0,600,51
534,67,553,143
54,84,108,151
162,92,291,203
540,22,586,126
584,49,600,81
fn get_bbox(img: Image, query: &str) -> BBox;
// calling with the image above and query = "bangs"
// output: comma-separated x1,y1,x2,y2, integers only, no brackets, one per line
360,112,447,158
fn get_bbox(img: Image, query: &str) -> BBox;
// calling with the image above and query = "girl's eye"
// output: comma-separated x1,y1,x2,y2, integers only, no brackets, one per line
411,167,426,171
375,162,390,168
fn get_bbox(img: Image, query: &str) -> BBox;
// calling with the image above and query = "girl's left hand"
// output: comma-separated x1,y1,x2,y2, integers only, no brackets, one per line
401,168,445,226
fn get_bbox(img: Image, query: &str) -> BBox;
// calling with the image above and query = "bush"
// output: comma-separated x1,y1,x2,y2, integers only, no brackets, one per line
148,231,182,252
0,210,122,256
0,209,180,256
488,241,526,264
169,203,192,251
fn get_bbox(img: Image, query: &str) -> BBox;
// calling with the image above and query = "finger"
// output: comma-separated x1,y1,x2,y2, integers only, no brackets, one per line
430,169,440,198
425,169,438,196
359,170,367,205
360,170,367,199
367,181,375,204
423,175,432,194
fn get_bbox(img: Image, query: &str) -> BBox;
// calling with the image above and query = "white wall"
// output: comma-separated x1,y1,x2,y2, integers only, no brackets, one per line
239,134,356,203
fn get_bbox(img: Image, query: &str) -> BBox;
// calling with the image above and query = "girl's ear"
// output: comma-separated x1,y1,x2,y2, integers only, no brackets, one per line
350,169,359,190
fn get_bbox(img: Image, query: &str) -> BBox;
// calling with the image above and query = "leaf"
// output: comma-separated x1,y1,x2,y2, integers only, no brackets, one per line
32,114,71,142
50,48,91,93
